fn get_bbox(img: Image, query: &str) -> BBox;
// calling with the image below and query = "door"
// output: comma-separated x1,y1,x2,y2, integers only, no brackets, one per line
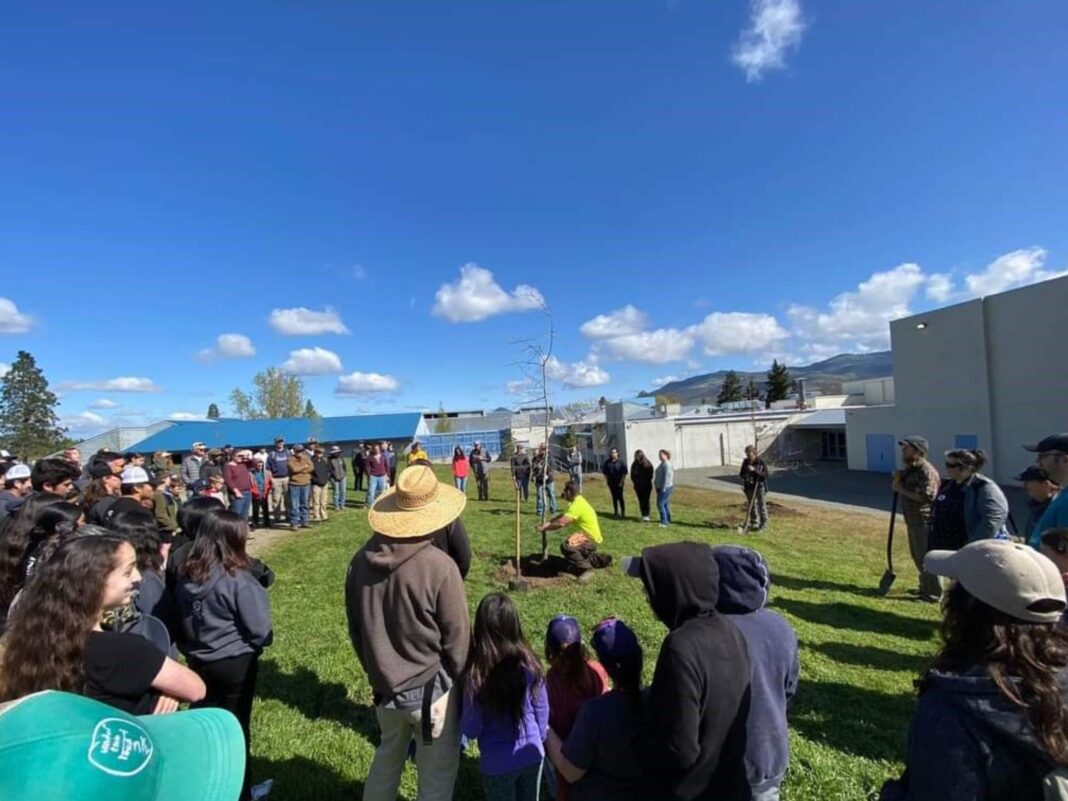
866,433,896,473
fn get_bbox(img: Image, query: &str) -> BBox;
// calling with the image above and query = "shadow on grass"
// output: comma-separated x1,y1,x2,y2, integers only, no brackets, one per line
774,598,937,641
257,660,378,736
773,573,881,596
790,679,914,762
250,755,363,801
807,641,932,673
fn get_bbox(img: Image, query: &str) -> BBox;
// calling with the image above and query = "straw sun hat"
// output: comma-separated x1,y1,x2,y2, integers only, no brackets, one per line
368,465,467,538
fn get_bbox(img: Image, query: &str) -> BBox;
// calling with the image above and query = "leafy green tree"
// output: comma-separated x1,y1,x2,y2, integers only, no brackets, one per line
766,360,793,403
0,351,70,459
303,399,320,419
206,402,220,419
716,370,744,404
230,368,305,419
434,402,453,433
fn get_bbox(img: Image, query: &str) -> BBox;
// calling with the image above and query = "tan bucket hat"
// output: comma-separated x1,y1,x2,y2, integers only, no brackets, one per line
368,465,467,538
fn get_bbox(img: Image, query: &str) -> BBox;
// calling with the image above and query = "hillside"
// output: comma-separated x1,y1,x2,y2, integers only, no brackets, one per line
642,352,892,404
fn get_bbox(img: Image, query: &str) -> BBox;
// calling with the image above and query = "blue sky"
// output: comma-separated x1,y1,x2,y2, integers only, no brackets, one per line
2,1,1066,437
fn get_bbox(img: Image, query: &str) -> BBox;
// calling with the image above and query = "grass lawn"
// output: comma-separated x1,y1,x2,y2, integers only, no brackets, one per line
248,467,940,800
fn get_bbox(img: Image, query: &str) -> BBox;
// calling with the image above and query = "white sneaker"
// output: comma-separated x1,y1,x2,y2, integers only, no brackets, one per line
641,516,650,522
251,779,274,800
659,523,667,528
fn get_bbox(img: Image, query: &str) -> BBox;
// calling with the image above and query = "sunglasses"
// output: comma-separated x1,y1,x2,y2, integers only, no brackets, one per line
945,462,963,470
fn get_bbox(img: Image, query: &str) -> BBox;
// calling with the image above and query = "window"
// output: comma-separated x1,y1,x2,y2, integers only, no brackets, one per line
822,430,847,461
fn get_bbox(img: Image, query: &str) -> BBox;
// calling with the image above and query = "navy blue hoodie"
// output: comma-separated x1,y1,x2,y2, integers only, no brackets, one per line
713,546,799,793
880,668,1065,801
638,541,752,801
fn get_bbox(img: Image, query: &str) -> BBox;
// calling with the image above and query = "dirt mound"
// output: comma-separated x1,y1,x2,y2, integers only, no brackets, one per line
494,554,580,588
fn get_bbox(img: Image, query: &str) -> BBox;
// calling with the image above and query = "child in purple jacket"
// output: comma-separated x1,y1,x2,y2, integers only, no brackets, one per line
461,592,549,801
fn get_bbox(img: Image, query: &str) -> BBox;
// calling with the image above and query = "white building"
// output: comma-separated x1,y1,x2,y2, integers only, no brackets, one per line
845,275,1067,483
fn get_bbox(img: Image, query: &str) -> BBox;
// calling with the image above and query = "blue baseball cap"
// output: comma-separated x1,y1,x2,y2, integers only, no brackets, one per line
545,615,581,652
591,617,641,666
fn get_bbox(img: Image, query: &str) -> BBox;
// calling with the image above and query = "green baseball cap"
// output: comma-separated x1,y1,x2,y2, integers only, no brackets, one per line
0,691,244,801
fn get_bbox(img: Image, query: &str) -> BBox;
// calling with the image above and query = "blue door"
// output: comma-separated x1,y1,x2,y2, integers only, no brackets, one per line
866,433,896,473
955,434,978,450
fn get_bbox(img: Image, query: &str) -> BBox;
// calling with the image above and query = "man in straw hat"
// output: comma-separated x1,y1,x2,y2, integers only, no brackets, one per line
346,465,470,801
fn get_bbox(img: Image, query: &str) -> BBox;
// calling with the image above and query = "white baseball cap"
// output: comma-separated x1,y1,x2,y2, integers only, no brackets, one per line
924,540,1067,623
5,463,30,481
119,466,151,485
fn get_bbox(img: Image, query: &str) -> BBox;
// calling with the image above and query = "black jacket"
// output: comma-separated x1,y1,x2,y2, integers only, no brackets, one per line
511,453,531,481
881,669,1064,801
430,519,472,579
740,457,768,488
311,456,330,487
602,458,628,488
630,459,654,488
637,542,752,801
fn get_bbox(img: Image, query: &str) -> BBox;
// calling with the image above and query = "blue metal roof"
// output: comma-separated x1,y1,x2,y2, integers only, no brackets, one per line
127,413,424,453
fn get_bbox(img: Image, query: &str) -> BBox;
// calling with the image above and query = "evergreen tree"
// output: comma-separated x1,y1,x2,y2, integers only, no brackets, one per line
744,379,763,401
206,402,220,419
766,360,793,403
716,370,744,404
0,351,70,459
303,399,320,419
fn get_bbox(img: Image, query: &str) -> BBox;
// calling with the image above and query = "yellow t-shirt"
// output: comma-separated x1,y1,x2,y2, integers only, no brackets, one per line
409,448,428,463
566,494,602,543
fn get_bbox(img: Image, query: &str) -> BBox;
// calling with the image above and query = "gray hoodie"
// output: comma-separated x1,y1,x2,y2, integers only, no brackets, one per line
176,565,273,662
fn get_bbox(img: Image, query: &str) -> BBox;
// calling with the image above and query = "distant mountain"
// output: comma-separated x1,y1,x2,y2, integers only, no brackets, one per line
641,352,892,404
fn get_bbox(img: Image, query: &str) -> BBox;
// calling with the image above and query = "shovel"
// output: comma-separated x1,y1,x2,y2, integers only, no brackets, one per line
877,492,899,595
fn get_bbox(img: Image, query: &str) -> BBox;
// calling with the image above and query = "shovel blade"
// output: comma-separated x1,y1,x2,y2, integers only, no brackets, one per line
877,569,896,596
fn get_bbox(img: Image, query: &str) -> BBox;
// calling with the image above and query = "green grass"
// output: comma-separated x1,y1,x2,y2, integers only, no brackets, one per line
249,469,940,800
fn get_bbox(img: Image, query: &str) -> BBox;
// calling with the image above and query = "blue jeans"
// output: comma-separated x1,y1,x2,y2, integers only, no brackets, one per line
481,760,542,801
230,493,251,519
288,484,310,526
367,475,387,508
536,482,557,517
454,476,467,492
331,478,346,510
656,486,673,525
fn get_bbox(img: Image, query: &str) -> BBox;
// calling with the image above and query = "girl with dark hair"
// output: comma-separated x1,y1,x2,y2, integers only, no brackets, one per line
453,446,470,493
20,502,81,582
0,492,65,630
545,617,646,801
109,508,171,627
0,535,205,714
629,450,654,523
461,592,549,801
544,616,608,801
176,510,273,800
944,449,1010,542
881,540,1068,801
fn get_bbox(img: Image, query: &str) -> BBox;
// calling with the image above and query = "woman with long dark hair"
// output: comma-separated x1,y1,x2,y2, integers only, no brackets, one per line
545,617,646,801
176,510,273,800
453,446,470,493
110,508,170,625
0,534,205,714
881,540,1068,801
944,449,1010,542
461,592,549,801
629,450,654,523
0,492,65,629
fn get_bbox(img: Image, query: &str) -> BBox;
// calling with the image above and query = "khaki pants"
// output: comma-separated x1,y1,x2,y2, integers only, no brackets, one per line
269,476,289,523
904,509,940,598
363,690,461,801
311,484,329,521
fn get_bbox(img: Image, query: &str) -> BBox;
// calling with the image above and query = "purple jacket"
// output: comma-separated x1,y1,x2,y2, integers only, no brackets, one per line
461,671,548,776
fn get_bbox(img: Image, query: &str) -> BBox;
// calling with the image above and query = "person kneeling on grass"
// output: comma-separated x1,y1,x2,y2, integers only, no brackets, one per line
881,540,1068,801
537,481,612,580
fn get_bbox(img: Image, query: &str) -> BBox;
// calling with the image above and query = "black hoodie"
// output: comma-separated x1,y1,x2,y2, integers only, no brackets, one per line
880,668,1065,801
638,541,752,801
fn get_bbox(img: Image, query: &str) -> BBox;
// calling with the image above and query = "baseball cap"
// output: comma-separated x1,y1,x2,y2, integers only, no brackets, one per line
191,442,205,450
120,466,151,485
1017,465,1056,484
189,479,209,494
4,463,31,481
591,617,641,666
898,436,929,454
274,436,284,443
1023,434,1068,454
924,540,1067,623
545,615,581,652
0,691,244,801
292,443,305,452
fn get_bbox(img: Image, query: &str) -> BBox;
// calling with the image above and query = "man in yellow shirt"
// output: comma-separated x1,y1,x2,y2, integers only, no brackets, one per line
408,441,429,464
537,481,612,580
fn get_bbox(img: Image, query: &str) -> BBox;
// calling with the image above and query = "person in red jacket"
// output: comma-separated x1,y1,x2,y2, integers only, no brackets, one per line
452,446,470,494
249,454,273,530
223,450,253,521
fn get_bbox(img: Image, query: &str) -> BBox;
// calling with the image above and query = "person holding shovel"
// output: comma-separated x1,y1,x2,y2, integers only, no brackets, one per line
537,481,612,581
740,445,769,533
893,436,942,602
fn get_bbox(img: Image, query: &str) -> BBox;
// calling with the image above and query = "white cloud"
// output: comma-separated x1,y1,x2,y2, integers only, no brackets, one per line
0,298,33,334
432,264,545,323
579,305,649,340
336,371,401,394
169,411,206,421
506,379,534,396
596,328,696,365
0,362,9,377
732,0,805,83
197,333,256,362
687,312,788,356
652,375,683,386
62,411,107,433
788,262,926,351
545,356,611,388
963,247,1064,298
280,347,344,376
58,377,161,393
89,398,119,409
269,306,350,336
925,273,954,303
